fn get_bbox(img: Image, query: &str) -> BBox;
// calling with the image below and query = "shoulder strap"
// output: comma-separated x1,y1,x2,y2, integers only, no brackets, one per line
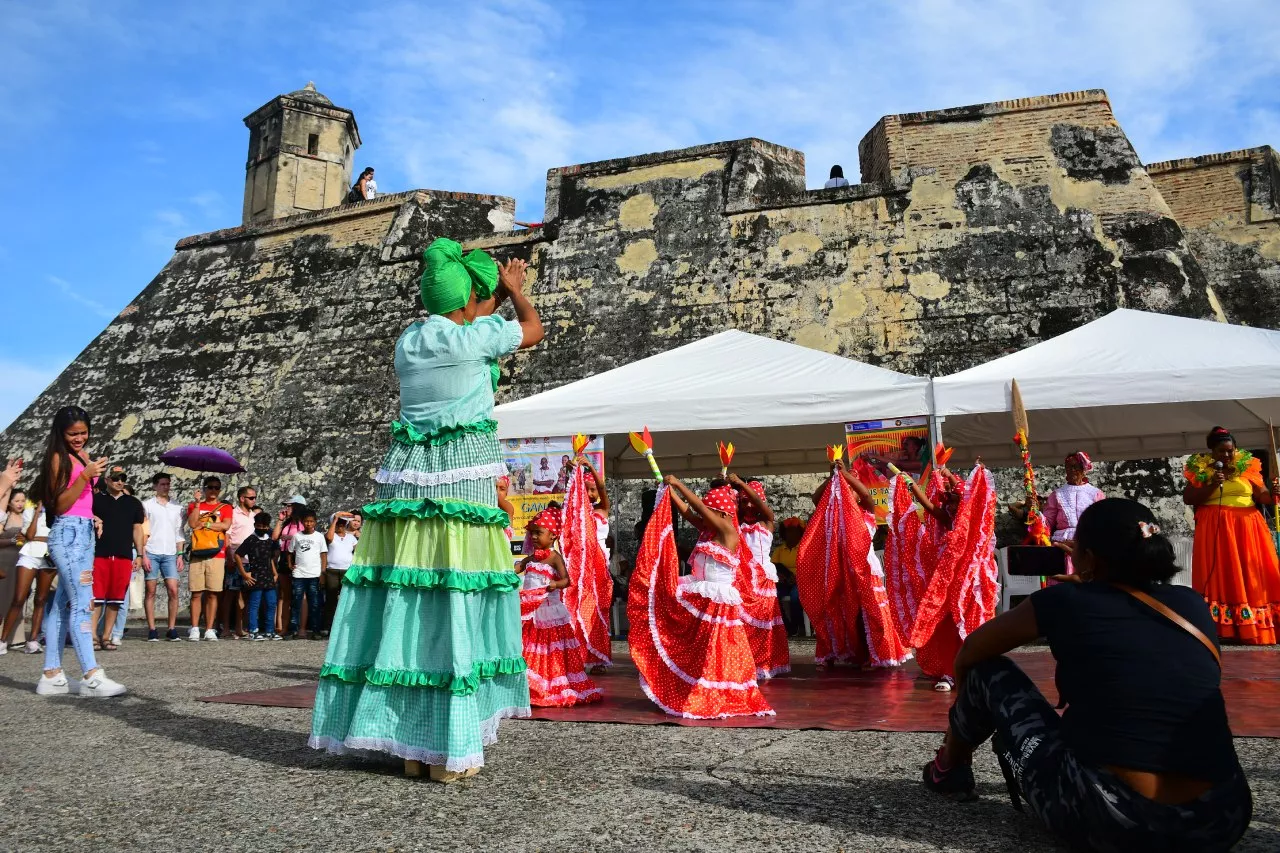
1112,583,1221,668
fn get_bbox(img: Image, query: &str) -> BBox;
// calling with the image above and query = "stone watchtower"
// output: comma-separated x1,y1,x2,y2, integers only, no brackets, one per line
241,82,362,224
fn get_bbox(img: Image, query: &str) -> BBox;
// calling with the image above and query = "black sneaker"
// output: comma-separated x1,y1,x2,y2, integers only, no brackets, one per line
922,749,977,802
167,628,181,641
282,633,297,641
148,628,160,642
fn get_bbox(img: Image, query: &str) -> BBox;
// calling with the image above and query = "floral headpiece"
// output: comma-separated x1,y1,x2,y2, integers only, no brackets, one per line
1138,521,1161,539
1066,451,1093,472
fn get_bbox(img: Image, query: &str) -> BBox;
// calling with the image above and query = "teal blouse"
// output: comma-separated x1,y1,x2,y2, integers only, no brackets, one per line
395,315,522,435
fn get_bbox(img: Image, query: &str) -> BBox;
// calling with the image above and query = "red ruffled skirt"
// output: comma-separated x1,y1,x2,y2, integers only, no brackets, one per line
628,504,773,719
520,577,602,707
1192,505,1280,644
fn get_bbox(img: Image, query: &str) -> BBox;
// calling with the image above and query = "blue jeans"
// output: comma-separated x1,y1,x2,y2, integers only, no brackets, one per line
144,552,178,581
44,516,99,674
290,577,320,633
245,585,278,634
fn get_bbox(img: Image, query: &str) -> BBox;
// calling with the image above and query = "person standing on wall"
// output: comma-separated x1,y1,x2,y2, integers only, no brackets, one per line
186,476,232,641
824,165,850,188
90,467,145,650
346,167,374,203
142,473,185,641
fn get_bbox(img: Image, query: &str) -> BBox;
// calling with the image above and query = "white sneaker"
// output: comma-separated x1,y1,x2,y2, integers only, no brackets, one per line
0,644,7,656
23,641,43,654
79,669,127,698
187,627,200,641
36,672,81,696
203,629,219,641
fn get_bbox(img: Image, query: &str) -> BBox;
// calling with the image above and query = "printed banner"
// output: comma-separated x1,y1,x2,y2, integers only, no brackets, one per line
503,434,605,551
844,416,930,524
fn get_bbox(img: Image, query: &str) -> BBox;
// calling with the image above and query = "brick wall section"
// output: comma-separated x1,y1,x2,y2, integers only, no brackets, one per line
1148,147,1280,327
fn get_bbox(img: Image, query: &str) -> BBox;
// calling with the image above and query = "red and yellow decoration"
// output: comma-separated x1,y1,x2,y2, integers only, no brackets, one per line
1010,380,1050,547
718,441,735,478
827,443,845,464
629,427,663,482
572,432,590,457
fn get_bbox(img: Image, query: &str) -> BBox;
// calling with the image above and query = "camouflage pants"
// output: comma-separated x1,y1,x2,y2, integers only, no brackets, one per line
949,655,1252,853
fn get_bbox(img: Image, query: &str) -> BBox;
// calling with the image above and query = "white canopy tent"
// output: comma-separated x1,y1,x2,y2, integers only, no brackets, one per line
494,330,932,479
933,309,1280,467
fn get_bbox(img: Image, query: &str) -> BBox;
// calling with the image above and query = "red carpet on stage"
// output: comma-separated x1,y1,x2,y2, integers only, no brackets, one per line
199,648,1280,737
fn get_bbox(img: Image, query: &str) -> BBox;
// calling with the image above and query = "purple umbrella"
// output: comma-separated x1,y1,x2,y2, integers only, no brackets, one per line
159,445,245,474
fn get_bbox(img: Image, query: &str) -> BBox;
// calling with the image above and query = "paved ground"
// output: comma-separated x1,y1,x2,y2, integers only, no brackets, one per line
0,634,1277,852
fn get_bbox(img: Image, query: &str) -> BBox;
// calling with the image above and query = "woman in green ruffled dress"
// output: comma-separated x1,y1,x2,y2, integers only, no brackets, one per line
309,237,543,782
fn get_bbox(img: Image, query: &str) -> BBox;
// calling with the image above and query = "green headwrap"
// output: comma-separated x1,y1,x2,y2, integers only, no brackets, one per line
419,237,499,314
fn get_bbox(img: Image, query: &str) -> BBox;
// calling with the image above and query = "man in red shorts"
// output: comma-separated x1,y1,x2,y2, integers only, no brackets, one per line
91,466,146,650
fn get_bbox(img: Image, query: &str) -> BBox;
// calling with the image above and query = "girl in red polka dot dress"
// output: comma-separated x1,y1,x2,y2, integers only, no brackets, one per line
518,508,602,707
626,475,773,719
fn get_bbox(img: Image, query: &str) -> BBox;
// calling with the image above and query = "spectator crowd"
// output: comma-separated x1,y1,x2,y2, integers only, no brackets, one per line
0,459,363,653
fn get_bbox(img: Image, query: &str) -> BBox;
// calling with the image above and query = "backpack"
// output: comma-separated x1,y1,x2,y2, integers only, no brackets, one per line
190,503,229,559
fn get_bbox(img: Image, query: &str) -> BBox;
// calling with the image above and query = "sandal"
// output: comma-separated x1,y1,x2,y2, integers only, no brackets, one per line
102,641,119,651
93,639,103,651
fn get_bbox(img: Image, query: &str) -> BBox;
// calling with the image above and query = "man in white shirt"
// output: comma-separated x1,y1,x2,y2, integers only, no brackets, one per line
142,473,185,641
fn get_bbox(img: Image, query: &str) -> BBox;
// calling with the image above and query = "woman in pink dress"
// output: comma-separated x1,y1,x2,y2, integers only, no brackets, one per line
1043,452,1106,574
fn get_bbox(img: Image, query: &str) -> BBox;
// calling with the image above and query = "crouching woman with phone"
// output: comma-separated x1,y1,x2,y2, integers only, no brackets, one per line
922,497,1251,852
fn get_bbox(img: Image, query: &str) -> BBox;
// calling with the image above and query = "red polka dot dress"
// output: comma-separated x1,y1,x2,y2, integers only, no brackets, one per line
627,486,774,719
520,549,602,707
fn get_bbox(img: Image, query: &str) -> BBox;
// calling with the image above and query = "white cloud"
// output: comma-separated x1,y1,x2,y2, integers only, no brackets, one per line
47,274,115,320
0,355,71,434
338,0,1278,215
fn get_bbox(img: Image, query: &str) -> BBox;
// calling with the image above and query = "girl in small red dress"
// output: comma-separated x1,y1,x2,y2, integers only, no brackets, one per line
627,475,773,719
729,474,790,678
518,508,602,707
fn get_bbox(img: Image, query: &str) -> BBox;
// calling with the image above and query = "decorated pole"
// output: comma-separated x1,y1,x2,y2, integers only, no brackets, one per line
1011,379,1051,547
629,426,663,482
717,441,735,478
1270,421,1280,534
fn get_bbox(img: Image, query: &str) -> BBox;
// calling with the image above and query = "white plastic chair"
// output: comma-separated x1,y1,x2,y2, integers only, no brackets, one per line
998,547,1042,613
1168,535,1194,587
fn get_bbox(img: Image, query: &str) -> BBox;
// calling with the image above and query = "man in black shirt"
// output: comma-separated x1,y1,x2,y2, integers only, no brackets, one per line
91,466,145,649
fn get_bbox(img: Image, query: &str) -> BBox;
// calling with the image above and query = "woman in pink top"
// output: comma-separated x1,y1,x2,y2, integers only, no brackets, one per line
33,406,126,697
1043,451,1106,576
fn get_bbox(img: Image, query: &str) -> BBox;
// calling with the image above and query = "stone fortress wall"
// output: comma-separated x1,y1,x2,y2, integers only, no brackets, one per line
3,88,1278,567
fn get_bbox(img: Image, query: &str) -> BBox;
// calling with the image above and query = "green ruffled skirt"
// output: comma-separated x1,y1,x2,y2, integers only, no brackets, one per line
309,423,530,771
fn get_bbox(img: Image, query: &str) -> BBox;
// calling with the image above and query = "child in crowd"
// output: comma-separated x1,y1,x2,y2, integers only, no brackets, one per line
235,512,281,640
518,507,601,706
287,510,327,640
322,512,360,635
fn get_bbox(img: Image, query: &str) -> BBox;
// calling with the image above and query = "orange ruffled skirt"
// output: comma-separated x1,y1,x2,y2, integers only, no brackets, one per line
1192,505,1280,644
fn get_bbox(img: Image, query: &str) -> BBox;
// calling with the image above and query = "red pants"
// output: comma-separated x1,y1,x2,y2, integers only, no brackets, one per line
92,556,132,605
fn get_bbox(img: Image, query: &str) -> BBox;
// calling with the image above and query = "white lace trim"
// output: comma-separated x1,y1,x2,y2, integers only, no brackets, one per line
638,675,775,719
692,540,738,568
375,461,509,487
307,705,531,772
535,685,603,704
677,576,743,606
524,638,580,655
755,663,791,679
675,583,744,626
526,670,593,688
740,610,784,630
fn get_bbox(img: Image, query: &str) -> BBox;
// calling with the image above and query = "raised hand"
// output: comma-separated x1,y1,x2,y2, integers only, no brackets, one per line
498,257,529,297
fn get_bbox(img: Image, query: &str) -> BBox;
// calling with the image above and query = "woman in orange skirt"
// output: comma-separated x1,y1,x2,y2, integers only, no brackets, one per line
1184,426,1280,644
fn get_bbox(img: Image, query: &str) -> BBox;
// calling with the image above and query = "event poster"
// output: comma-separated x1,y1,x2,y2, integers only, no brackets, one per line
503,434,605,550
844,416,930,524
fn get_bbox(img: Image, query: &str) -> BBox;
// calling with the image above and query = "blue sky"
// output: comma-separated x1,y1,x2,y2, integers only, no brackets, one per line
2,0,1278,432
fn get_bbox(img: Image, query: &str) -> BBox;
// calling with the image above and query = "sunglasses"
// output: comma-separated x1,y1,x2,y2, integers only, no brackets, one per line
109,473,128,483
